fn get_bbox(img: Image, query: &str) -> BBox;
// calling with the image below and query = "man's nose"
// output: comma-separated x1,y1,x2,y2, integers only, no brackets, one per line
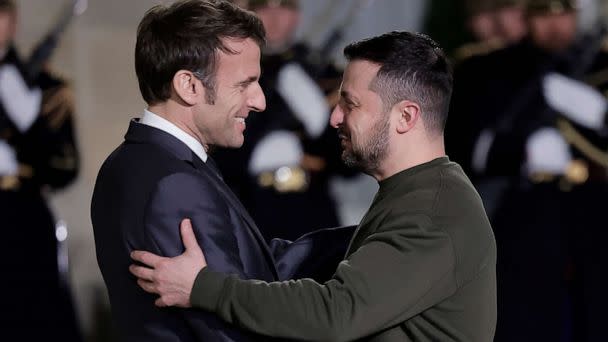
249,83,266,112
329,105,343,128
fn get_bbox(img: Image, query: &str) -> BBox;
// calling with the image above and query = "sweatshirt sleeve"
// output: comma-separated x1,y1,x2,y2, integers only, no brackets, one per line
190,213,457,341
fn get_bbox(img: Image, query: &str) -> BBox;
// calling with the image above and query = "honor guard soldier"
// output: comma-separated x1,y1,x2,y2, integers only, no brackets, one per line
216,0,354,241
454,0,527,61
0,0,82,340
448,0,608,340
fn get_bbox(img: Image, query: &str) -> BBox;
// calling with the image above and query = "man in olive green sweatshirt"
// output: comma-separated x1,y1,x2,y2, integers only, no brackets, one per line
130,31,497,341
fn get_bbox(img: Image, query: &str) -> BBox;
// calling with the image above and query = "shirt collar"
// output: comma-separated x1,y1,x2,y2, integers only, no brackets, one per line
140,109,208,162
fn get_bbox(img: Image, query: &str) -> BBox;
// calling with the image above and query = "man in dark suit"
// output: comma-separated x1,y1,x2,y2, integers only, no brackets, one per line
91,1,351,341
129,31,497,342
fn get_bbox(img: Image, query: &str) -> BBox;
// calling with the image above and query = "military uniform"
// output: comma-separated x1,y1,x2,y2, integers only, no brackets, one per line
557,45,608,342
213,42,353,241
0,46,81,341
447,1,608,340
452,0,525,62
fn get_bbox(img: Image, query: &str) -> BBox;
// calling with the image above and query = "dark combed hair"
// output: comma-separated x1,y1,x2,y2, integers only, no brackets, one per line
344,31,453,134
135,0,265,105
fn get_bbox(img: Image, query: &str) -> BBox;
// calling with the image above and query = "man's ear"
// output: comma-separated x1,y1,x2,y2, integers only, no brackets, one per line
172,70,205,106
394,100,420,134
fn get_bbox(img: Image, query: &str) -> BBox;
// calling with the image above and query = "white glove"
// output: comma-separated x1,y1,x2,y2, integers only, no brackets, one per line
0,140,18,175
248,130,303,174
525,127,572,175
542,72,607,130
0,64,42,132
276,63,329,139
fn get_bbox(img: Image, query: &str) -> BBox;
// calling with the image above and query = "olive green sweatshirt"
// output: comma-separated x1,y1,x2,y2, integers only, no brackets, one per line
191,157,497,341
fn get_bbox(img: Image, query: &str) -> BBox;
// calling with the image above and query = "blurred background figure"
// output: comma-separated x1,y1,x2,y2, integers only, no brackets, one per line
467,0,504,43
474,0,527,43
215,0,357,241
0,0,82,340
9,1,422,339
447,0,608,340
425,0,527,59
455,0,527,60
9,0,608,340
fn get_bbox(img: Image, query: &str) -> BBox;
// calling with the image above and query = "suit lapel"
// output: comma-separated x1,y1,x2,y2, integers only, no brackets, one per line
191,154,280,280
125,120,280,280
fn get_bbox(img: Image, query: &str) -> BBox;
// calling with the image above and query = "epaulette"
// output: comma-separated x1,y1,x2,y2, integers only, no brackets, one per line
452,39,506,64
41,83,75,130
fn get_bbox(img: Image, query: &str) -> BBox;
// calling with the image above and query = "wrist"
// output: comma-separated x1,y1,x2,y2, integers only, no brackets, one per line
190,266,228,311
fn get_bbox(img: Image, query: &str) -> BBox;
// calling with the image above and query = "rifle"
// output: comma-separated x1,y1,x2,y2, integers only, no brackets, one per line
25,0,88,82
0,0,87,134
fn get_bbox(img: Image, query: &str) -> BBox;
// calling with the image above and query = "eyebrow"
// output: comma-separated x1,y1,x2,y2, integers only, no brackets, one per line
236,76,258,87
340,90,358,105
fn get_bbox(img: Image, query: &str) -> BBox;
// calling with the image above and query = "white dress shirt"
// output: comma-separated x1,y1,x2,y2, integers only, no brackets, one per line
140,109,208,162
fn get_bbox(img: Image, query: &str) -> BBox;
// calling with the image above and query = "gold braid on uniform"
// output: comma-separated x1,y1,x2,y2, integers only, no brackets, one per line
557,118,608,168
41,84,74,131
42,83,78,171
452,39,505,65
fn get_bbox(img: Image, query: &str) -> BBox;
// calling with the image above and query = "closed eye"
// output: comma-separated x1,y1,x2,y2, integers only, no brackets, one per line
339,97,357,112
236,76,259,89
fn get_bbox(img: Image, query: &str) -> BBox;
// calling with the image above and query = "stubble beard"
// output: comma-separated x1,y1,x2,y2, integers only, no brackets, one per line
341,113,390,174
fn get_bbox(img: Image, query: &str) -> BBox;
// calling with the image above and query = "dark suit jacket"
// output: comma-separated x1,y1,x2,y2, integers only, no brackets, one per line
91,121,353,341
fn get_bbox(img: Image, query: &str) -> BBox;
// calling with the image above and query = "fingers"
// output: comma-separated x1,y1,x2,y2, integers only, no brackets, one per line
131,250,164,268
180,218,201,252
137,279,158,294
129,264,155,282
